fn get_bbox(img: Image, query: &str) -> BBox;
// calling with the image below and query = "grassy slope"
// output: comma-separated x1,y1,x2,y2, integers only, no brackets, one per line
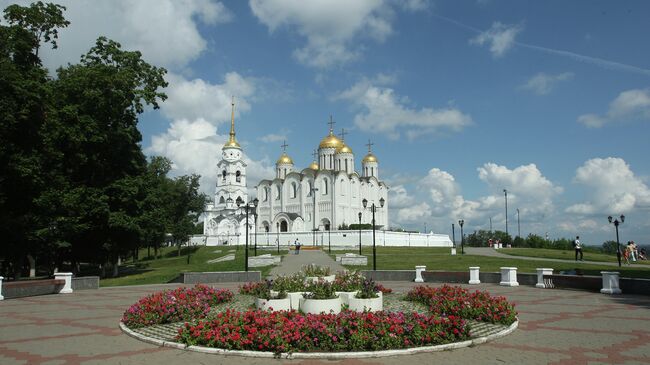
100,246,287,287
330,247,650,279
498,248,650,265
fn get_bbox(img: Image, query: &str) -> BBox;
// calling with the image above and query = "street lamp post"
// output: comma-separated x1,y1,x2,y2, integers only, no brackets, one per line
254,206,258,256
452,223,455,247
503,189,509,240
276,222,280,254
237,198,258,272
516,208,520,239
363,198,385,271
608,215,625,267
358,212,362,255
458,219,465,254
328,225,331,254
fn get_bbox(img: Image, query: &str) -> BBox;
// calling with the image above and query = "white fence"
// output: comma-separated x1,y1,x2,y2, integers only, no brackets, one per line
197,230,453,248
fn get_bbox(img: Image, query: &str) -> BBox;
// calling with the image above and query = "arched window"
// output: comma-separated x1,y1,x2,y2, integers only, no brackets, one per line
340,179,346,196
263,187,269,202
371,167,374,176
219,196,225,204
222,170,226,181
276,185,281,200
345,159,348,172
322,178,328,195
291,182,297,198
236,170,241,182
307,181,313,197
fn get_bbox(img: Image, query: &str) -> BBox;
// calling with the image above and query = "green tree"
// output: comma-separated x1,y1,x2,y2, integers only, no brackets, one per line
0,2,68,278
602,240,619,254
168,174,206,257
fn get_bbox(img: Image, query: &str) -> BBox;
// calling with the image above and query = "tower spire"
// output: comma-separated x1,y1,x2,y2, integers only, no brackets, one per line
224,96,240,149
328,115,335,134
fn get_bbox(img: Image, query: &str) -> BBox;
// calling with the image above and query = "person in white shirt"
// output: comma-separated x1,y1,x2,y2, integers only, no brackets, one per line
573,236,583,261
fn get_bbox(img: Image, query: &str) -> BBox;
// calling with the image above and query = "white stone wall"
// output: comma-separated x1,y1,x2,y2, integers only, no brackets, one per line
202,230,452,247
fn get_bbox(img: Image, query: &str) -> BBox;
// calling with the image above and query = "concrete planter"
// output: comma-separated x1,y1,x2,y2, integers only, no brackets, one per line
305,275,336,283
499,267,519,287
600,271,622,294
287,292,306,310
299,297,341,314
336,291,358,305
536,268,554,288
415,266,426,283
348,294,383,312
256,297,291,311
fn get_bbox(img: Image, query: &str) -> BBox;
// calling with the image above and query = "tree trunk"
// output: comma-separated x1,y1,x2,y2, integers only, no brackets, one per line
177,242,181,257
147,245,150,258
27,255,36,278
112,260,119,278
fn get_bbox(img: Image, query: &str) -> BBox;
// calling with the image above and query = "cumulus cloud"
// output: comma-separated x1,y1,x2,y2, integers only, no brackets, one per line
249,0,423,68
520,72,574,95
259,134,288,143
334,78,472,139
162,72,256,124
578,88,650,128
10,0,232,72
396,202,431,223
147,119,275,196
566,157,650,214
470,22,523,58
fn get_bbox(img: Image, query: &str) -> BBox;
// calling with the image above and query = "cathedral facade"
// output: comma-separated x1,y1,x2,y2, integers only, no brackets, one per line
255,124,388,235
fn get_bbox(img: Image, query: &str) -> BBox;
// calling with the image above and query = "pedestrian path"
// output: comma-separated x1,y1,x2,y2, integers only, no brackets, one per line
267,249,345,278
465,247,648,267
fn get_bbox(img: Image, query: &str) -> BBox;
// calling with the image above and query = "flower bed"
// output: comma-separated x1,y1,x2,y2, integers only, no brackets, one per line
176,309,469,353
405,285,517,325
122,284,233,328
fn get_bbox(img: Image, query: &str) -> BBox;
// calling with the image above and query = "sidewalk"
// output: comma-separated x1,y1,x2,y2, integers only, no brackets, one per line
268,249,346,278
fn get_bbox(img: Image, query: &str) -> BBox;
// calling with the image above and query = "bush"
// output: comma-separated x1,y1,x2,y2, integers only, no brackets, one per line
272,273,305,292
303,279,337,299
355,278,379,299
302,264,330,277
333,271,364,292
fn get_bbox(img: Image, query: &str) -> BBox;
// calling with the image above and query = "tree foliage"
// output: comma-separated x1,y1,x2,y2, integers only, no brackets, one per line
0,2,201,279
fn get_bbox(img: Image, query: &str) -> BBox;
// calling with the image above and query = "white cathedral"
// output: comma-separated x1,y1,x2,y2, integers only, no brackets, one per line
203,99,389,246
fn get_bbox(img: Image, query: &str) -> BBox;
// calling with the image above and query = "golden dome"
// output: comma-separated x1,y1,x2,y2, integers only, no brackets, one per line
276,152,294,165
362,153,378,163
319,130,343,149
223,136,241,149
308,161,319,170
336,143,353,154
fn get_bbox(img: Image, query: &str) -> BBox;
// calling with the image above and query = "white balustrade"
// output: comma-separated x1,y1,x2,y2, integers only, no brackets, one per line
414,265,426,283
536,268,554,288
469,267,480,284
55,272,73,294
499,267,519,286
600,271,621,295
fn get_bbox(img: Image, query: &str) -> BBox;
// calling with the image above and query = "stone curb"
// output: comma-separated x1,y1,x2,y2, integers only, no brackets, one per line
120,319,518,359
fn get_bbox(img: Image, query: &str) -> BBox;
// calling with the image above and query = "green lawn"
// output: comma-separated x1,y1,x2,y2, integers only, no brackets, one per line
330,247,650,279
498,248,650,265
100,246,287,287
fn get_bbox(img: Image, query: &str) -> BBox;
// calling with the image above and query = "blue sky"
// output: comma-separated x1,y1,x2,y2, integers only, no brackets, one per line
7,0,649,246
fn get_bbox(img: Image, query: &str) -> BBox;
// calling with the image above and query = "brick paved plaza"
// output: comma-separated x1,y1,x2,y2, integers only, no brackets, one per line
1,279,649,365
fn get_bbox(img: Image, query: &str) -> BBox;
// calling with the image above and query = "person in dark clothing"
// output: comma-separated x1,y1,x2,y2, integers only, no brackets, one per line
573,236,583,261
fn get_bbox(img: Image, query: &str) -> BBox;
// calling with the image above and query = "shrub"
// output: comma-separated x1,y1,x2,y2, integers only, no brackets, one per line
122,285,233,328
333,271,365,292
303,279,337,299
355,278,379,299
272,273,305,292
302,264,330,277
405,285,517,325
239,281,267,296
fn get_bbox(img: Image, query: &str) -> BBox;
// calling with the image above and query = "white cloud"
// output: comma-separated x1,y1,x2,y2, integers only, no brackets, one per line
389,185,417,209
567,157,650,214
396,202,431,223
147,119,275,196
520,72,573,95
162,72,256,125
14,0,232,72
470,22,523,58
334,79,472,139
578,88,650,128
259,134,287,143
250,0,423,68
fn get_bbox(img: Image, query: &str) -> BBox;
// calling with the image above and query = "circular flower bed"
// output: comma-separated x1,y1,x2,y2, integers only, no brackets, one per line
120,282,517,356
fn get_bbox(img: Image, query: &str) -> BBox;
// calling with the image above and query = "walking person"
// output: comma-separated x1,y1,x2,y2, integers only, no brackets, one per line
573,236,583,261
295,238,301,255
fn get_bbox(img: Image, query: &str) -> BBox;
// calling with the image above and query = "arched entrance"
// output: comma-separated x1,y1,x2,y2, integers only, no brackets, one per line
320,218,331,231
280,220,288,232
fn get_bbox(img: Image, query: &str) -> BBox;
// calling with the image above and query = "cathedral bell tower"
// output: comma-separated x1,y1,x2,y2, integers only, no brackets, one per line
215,97,248,209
